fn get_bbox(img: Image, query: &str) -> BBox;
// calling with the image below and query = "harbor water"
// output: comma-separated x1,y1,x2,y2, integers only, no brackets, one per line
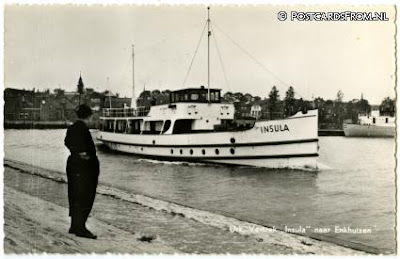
4,129,396,253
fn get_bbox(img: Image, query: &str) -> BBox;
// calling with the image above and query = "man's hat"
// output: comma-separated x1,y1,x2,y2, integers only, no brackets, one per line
75,104,93,119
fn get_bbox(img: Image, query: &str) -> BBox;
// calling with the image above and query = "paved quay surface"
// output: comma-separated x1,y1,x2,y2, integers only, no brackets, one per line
4,159,369,255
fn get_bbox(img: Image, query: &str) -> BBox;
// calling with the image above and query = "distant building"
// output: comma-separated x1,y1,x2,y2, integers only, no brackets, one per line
234,102,252,119
250,103,262,119
103,96,131,109
4,88,67,121
4,85,108,123
4,88,35,120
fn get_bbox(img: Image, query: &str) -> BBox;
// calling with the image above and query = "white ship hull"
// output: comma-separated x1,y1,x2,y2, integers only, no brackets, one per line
98,110,319,170
343,123,395,138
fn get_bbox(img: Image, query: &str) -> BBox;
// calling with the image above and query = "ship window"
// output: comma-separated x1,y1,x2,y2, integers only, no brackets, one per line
190,149,193,155
373,118,376,124
215,92,220,101
215,149,219,155
386,118,389,123
171,149,174,154
173,119,193,134
107,120,115,132
180,149,183,155
142,120,163,134
230,148,235,155
115,120,127,133
185,94,189,101
191,94,199,100
103,120,114,132
210,92,215,101
127,119,142,134
202,149,206,155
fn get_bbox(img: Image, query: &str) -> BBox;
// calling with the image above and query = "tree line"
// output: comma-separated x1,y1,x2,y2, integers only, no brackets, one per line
138,86,396,129
13,84,395,130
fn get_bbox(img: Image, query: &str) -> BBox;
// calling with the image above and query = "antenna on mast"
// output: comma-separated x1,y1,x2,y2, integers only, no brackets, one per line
207,6,211,103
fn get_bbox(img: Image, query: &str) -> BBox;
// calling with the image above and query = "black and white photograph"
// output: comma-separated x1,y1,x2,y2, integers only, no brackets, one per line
2,2,397,255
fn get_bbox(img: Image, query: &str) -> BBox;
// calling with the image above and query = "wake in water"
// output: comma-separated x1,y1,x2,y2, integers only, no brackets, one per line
316,162,332,171
137,158,211,167
233,162,332,172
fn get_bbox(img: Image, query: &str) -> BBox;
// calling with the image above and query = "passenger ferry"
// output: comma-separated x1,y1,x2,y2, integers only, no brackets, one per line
97,7,319,169
343,110,395,138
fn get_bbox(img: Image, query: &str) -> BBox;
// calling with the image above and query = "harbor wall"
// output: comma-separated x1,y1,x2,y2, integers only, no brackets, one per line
4,120,72,129
318,129,345,136
4,120,99,129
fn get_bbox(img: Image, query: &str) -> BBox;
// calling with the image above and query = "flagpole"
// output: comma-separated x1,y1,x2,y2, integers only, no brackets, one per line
207,6,211,103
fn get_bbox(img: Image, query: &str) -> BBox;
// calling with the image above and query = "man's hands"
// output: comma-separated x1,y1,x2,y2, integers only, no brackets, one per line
79,152,90,160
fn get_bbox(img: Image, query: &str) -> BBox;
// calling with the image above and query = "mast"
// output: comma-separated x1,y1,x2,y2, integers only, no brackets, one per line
107,76,112,108
207,6,211,102
131,44,137,109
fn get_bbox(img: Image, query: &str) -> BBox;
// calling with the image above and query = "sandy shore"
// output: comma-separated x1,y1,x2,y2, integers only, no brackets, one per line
4,159,370,255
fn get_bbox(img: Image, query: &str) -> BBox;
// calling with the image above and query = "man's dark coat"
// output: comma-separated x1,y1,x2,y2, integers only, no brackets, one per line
64,120,99,219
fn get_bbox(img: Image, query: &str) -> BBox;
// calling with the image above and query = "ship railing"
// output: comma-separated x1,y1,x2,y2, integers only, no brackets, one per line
102,107,150,117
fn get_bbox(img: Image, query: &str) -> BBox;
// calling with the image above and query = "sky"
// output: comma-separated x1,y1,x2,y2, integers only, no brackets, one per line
4,4,396,104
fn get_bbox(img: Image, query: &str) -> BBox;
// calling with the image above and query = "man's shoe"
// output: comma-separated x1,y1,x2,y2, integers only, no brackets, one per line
75,229,97,239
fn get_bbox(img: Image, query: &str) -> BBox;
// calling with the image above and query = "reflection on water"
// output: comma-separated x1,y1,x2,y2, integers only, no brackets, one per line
4,129,396,253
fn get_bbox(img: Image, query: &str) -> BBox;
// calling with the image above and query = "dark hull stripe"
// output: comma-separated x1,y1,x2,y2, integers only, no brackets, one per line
99,138,318,148
101,147,318,161
191,153,319,160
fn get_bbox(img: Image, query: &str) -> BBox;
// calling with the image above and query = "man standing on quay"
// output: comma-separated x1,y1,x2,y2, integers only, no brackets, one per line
64,104,99,239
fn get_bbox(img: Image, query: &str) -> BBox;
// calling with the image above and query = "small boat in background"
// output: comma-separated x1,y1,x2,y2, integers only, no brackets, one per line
343,110,395,138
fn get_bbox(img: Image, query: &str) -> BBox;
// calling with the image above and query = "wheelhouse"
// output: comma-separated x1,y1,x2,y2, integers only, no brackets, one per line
170,87,221,104
99,86,240,135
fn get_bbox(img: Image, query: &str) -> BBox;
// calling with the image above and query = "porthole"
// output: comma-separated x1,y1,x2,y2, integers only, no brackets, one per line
230,148,235,155
152,140,156,145
230,138,236,144
202,149,206,155
190,149,193,155
171,149,174,154
206,120,209,123
141,147,144,151
180,149,183,155
215,149,219,155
